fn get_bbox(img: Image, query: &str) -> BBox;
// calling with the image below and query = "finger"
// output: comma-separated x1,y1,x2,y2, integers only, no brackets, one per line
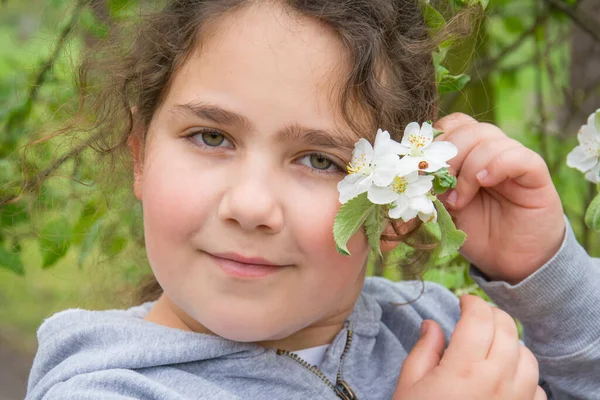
535,386,548,400
450,138,522,209
434,113,478,137
475,146,552,190
514,345,541,398
442,295,495,364
435,122,506,177
486,308,520,375
397,320,445,390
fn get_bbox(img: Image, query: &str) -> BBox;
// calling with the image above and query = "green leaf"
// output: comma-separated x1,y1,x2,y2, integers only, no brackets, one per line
334,193,376,256
431,168,457,194
584,192,600,232
0,245,25,276
420,1,445,31
72,201,106,245
432,199,467,258
78,219,102,268
80,8,109,39
503,16,525,34
40,217,72,269
452,0,488,9
364,205,388,257
435,64,449,85
102,233,128,257
423,266,465,289
109,0,138,18
0,199,29,228
594,109,600,131
439,73,471,94
433,40,453,65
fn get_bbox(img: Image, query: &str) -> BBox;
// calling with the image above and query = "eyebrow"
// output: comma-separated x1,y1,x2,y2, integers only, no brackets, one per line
171,102,357,153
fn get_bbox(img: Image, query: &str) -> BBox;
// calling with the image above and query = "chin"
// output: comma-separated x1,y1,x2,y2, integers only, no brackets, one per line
198,310,304,343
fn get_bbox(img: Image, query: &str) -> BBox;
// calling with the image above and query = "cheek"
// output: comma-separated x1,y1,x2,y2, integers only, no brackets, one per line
289,181,369,271
140,142,221,255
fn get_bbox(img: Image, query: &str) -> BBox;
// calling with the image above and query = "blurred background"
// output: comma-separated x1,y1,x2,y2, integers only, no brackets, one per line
1,0,599,399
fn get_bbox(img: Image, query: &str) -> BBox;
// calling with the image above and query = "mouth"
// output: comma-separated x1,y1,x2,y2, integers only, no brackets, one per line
205,251,291,279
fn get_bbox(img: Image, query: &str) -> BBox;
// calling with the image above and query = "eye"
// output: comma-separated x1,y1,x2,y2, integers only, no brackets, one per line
297,153,343,174
187,129,233,149
200,131,226,146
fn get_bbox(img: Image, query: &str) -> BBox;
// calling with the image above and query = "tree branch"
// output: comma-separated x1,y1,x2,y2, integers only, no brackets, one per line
475,12,548,73
545,0,600,42
441,13,548,113
3,0,85,135
0,133,99,207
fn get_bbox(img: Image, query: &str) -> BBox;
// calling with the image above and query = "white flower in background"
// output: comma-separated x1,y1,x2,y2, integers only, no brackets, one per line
396,122,458,175
367,171,437,222
567,109,600,183
338,129,406,203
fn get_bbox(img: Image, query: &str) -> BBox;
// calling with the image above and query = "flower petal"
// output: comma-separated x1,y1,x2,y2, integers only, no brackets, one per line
419,122,434,144
409,195,434,214
404,176,434,197
567,146,598,173
401,122,421,147
396,156,421,176
372,129,390,159
388,196,410,219
424,141,458,164
420,158,448,173
338,174,372,203
585,163,600,183
399,207,419,222
373,166,400,186
587,110,599,129
368,184,398,205
403,171,421,183
352,138,374,164
419,208,437,223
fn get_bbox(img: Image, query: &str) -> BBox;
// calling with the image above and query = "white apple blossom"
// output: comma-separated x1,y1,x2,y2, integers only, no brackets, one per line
367,171,437,222
396,122,458,175
337,129,405,203
567,109,600,183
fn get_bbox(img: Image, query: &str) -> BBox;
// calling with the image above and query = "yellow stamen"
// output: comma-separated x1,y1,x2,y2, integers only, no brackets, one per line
408,134,428,149
392,176,408,193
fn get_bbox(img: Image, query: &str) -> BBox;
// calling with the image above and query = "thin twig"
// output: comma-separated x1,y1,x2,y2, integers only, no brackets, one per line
476,13,549,73
545,0,600,42
0,133,100,207
441,13,548,113
3,0,86,134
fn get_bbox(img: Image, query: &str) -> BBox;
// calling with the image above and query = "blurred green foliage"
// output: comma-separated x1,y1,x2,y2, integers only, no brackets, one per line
1,0,599,351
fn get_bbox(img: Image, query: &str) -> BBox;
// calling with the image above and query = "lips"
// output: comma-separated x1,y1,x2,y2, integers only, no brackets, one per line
206,251,290,278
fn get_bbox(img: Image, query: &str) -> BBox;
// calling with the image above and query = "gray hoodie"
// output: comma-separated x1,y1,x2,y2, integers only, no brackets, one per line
26,220,600,399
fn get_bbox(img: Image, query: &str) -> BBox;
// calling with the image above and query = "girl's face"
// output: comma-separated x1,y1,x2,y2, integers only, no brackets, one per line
134,2,371,345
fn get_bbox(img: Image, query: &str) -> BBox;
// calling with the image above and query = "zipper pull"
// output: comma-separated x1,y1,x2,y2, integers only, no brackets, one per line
334,379,358,400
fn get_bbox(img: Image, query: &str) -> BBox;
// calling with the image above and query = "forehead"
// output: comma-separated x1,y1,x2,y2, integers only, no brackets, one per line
157,1,364,143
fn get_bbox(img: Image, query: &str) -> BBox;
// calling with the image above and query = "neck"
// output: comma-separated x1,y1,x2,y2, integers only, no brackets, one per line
144,294,354,352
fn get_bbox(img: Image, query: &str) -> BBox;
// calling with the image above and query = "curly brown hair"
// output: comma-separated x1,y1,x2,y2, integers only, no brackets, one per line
75,0,471,303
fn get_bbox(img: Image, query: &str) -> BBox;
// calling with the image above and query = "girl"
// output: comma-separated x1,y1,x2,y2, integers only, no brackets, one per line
26,1,600,399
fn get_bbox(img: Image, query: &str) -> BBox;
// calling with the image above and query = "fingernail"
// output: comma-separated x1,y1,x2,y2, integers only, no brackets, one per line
476,169,488,183
420,321,429,336
447,190,458,206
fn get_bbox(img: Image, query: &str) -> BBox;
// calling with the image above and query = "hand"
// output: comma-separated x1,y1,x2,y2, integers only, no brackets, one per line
434,113,565,284
393,295,546,400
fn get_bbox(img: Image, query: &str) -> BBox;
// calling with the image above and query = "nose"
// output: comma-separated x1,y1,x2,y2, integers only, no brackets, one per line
217,167,284,234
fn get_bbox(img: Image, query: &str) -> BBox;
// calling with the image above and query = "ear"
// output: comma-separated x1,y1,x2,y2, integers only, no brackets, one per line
127,110,145,201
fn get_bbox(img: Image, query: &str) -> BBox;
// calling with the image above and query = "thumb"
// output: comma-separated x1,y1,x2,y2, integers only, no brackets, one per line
395,320,445,392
